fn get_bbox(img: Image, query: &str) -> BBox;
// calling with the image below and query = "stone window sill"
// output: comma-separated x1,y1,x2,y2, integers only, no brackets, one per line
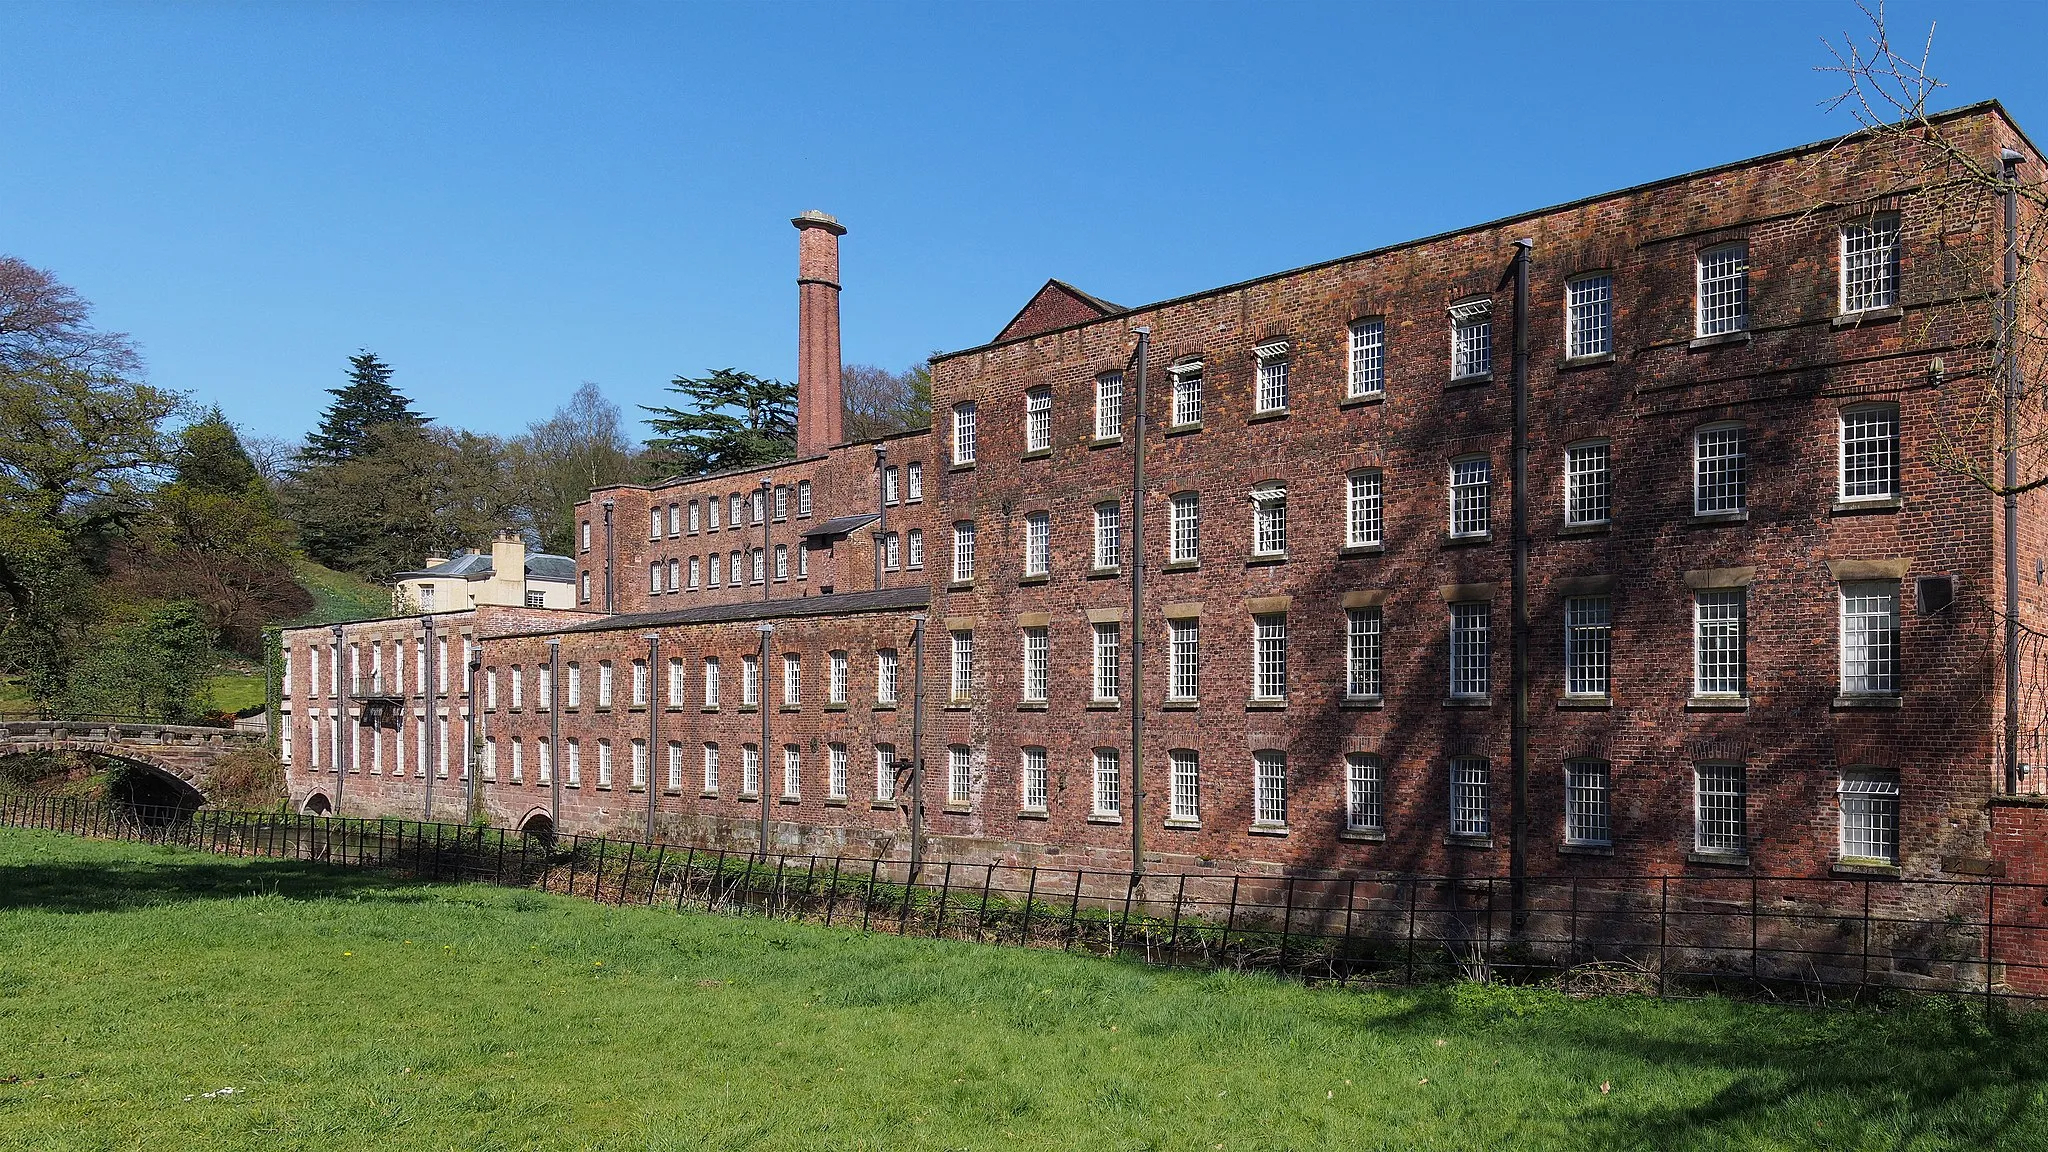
1833,694,1903,709
1340,696,1384,710
1164,421,1203,437
1559,352,1616,370
627,705,647,713
779,705,800,714
1089,436,1124,449
1443,696,1492,709
949,462,976,473
1338,828,1386,843
1558,521,1610,537
1017,574,1049,586
1017,809,1049,821
701,706,720,714
1687,695,1749,711
1160,700,1198,711
945,702,972,712
662,787,682,796
1021,448,1052,462
1691,510,1750,525
1448,373,1493,388
1443,532,1492,547
1163,818,1201,831
1558,695,1612,710
700,790,720,799
1086,700,1121,711
1017,700,1048,711
778,795,801,805
1247,698,1287,711
1246,553,1288,567
1087,568,1121,580
1833,858,1901,876
1689,330,1752,350
943,803,972,815
1161,560,1199,574
947,581,976,592
1247,408,1290,424
737,793,759,804
873,703,898,712
1249,823,1289,837
1688,850,1750,867
737,705,758,714
824,797,848,808
1339,394,1385,409
1445,834,1494,849
824,703,847,712
1338,544,1384,558
1831,496,1901,515
1087,814,1122,826
871,799,900,811
1833,306,1902,328
1560,841,1614,856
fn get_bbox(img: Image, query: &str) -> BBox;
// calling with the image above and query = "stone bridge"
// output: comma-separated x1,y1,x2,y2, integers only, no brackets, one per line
1,718,267,802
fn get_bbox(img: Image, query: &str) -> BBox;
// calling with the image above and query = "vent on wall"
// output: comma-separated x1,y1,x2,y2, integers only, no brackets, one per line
1916,575,1956,615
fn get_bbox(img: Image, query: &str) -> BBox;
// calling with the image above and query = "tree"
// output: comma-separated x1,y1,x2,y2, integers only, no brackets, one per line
288,423,514,580
641,368,795,479
173,407,262,495
507,383,642,554
60,599,218,723
300,351,424,466
841,360,933,441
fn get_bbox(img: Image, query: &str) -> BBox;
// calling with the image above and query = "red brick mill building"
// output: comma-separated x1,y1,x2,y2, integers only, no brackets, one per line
282,103,2048,903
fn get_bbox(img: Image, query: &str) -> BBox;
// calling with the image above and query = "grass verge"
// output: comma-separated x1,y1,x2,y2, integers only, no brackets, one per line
1,828,2044,1151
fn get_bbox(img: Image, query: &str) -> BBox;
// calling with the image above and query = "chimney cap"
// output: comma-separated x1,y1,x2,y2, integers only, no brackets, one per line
792,210,847,236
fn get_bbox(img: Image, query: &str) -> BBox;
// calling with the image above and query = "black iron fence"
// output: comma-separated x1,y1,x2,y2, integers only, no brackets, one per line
5,791,2046,1003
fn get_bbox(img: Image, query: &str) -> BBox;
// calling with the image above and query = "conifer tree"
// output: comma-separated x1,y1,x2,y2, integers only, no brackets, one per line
640,368,795,480
301,351,423,465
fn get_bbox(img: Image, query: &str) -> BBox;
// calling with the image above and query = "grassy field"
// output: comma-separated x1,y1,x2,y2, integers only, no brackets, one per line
284,559,391,628
2,830,2044,1151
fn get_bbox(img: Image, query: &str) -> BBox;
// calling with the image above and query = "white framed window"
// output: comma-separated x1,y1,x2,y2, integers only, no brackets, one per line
1250,483,1286,557
597,661,614,707
1345,753,1383,833
1696,243,1749,336
953,402,977,464
1253,613,1287,701
707,498,720,531
907,461,923,501
774,544,788,581
750,548,764,584
952,521,976,583
1167,618,1199,701
828,742,848,800
1021,627,1049,703
1171,360,1203,426
1023,511,1051,577
1449,601,1490,699
884,465,900,505
667,741,682,790
1694,590,1746,697
741,654,759,706
1346,607,1382,699
650,507,663,540
689,501,701,533
1254,340,1289,413
1694,423,1747,515
1169,749,1200,823
729,552,741,584
1093,502,1121,570
1449,456,1490,537
1564,441,1611,525
1169,493,1199,564
1839,773,1900,863
1563,595,1611,697
632,740,650,788
566,662,582,707
631,659,647,706
1565,759,1611,846
703,657,720,707
702,743,719,791
773,485,787,521
480,736,495,781
484,668,498,710
580,520,590,551
741,743,760,795
950,630,973,700
706,554,720,588
782,653,801,707
579,572,590,602
1694,763,1746,854
1346,470,1382,548
1092,623,1120,702
510,737,523,783
828,651,848,704
1841,212,1901,313
1565,274,1612,359
565,738,581,787
877,649,899,704
1021,746,1049,811
797,480,812,516
1093,747,1121,816
1254,750,1288,828
649,562,662,594
668,558,680,591
667,657,685,705
948,745,972,804
537,664,553,710
1450,756,1489,837
1095,372,1123,440
798,542,809,578
1450,298,1492,379
875,743,897,801
1840,581,1899,695
1024,387,1052,452
1839,404,1899,501
728,493,741,526
783,745,801,797
1348,319,1385,398
510,664,524,709
668,504,680,536
883,532,900,571
536,738,552,785
750,490,765,525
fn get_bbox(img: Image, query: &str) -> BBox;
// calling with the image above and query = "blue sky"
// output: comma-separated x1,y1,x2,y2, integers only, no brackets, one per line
3,1,2042,444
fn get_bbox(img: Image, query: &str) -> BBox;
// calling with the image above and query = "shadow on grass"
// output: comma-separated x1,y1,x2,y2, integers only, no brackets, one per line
0,855,434,914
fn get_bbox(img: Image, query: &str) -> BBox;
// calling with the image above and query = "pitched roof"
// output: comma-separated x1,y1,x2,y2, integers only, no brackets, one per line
395,550,576,583
486,585,931,638
797,512,881,540
994,279,1125,343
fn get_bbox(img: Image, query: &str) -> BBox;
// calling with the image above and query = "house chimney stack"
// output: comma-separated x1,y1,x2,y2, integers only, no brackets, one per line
792,210,846,456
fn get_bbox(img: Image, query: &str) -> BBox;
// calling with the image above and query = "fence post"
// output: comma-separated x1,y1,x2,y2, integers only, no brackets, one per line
1020,866,1039,946
1225,876,1242,961
861,858,879,932
977,864,995,941
824,857,844,926
619,842,637,906
676,846,698,911
1340,878,1358,982
769,853,787,920
1167,872,1187,957
1279,876,1297,972
933,862,953,939
1064,869,1083,950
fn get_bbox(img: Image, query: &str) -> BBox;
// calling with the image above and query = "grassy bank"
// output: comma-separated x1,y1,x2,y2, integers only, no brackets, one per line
1,828,2043,1150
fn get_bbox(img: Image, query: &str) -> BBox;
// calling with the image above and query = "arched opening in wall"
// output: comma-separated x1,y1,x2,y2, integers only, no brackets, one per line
106,760,206,828
0,750,205,829
301,792,333,817
518,810,555,849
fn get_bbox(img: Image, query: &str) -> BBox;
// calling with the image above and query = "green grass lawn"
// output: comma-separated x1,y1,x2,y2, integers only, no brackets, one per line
2,829,2044,1151
284,559,391,628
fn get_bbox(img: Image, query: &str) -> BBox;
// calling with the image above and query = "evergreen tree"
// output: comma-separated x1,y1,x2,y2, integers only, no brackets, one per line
173,407,262,496
301,351,423,465
640,368,795,480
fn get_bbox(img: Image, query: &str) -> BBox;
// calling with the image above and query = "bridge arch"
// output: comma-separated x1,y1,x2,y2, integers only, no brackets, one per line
1,719,265,811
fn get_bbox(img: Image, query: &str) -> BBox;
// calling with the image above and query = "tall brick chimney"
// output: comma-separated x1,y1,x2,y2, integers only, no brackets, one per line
792,210,846,456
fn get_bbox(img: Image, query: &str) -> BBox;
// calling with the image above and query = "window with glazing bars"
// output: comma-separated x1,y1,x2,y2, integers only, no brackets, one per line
1842,213,1900,313
1840,582,1899,694
1094,748,1121,815
1168,619,1199,701
1251,485,1286,556
1170,493,1199,563
1839,775,1899,862
797,481,811,515
953,403,977,464
668,558,680,590
1021,746,1048,810
1566,274,1612,358
1096,373,1123,439
782,654,800,706
784,745,801,796
907,462,922,500
1093,623,1120,701
566,663,582,707
1840,405,1899,500
1347,471,1382,547
1564,595,1611,697
884,466,899,504
750,548,764,583
1696,244,1748,336
729,552,742,585
1451,756,1489,837
1025,387,1052,452
631,660,647,706
741,655,758,705
1093,503,1121,569
650,507,662,540
1172,364,1203,426
875,744,895,800
1023,511,1050,576
948,746,971,803
1346,607,1382,698
1565,442,1610,525
1565,759,1611,845
1253,614,1287,700
1694,763,1746,853
828,743,847,799
829,651,847,704
1349,319,1385,398
707,555,720,587
1255,343,1289,412
1694,590,1745,696
631,740,646,788
774,545,787,580
1022,627,1048,702
687,557,701,588
1159,749,1194,822
1694,424,1746,514
689,502,701,532
700,743,719,789
750,491,764,524
877,649,898,703
950,631,973,699
1346,753,1383,832
1450,602,1490,698
951,522,975,582
774,486,787,520
1450,457,1490,537
1451,300,1492,378
667,742,682,790
566,740,581,786
1254,751,1288,827
649,562,661,593
703,658,719,706
883,532,900,571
